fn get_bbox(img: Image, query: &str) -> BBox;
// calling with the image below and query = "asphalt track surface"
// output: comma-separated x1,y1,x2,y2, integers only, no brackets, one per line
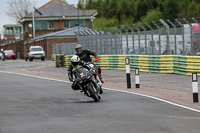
0,69,200,133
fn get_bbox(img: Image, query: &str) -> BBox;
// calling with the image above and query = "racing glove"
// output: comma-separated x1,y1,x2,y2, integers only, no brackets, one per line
92,57,100,62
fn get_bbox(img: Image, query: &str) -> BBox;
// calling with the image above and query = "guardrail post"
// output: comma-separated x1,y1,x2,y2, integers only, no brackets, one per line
125,58,131,89
110,27,119,54
192,73,199,103
126,25,135,54
160,19,170,55
167,19,177,55
139,23,147,55
105,28,114,54
121,26,129,54
135,68,140,88
132,24,141,54
152,21,161,55
145,22,154,55
175,19,185,54
183,18,193,55
115,26,123,54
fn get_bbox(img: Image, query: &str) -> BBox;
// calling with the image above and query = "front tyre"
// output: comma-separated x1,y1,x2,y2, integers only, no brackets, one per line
87,83,100,102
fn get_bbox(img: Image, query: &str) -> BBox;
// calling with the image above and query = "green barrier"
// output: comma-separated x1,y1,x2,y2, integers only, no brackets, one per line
130,55,138,70
148,55,159,73
55,54,64,67
56,55,60,67
54,54,200,76
109,55,118,70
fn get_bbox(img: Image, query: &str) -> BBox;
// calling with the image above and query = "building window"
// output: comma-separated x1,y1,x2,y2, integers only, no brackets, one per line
48,21,54,29
6,27,13,35
35,21,48,30
24,23,28,32
69,20,86,28
64,20,70,28
15,27,20,34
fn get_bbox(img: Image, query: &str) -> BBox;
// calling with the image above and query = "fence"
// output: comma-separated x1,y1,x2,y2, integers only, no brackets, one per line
75,18,200,56
52,43,77,55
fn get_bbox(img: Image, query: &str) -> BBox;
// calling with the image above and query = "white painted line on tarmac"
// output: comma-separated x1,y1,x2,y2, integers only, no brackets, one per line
1,71,200,113
103,87,200,113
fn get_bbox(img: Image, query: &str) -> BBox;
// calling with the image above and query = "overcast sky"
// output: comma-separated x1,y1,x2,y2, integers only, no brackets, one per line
0,0,79,38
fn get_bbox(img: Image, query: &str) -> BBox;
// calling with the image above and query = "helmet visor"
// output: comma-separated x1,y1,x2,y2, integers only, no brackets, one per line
76,48,82,54
72,62,79,67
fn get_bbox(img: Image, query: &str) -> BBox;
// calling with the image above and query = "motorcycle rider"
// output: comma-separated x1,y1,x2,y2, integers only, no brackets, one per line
74,44,105,83
68,55,100,91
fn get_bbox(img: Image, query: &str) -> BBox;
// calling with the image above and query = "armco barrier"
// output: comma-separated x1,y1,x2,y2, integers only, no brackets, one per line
52,54,200,75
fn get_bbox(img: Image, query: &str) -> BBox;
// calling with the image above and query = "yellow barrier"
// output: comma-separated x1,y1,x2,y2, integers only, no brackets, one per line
53,54,200,76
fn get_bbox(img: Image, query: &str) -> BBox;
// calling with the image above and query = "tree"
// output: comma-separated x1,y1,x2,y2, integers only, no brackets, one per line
187,0,199,17
178,0,190,18
79,0,89,7
77,1,84,9
5,0,36,22
162,0,179,20
140,8,163,25
85,0,96,9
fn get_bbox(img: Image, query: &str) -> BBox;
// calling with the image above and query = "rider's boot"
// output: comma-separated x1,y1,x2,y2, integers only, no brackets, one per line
99,74,105,83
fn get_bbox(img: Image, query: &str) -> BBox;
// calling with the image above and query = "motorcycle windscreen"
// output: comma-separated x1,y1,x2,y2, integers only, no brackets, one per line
75,67,92,80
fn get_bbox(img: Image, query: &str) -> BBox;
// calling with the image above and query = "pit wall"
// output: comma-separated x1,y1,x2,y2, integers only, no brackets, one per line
52,54,200,76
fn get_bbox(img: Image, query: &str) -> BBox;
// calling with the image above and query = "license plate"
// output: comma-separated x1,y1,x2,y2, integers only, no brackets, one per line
34,55,41,58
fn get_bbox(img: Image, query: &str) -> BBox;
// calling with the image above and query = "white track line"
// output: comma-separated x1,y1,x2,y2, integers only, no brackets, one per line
1,71,200,113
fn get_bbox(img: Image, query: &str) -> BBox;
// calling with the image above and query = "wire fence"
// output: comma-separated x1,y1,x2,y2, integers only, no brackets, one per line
52,43,76,55
76,19,200,56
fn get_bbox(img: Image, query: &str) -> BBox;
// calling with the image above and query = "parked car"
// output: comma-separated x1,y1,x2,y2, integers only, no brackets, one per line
25,46,45,61
4,50,16,60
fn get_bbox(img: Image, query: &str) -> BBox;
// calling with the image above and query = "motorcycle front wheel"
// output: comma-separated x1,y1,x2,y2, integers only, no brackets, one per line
86,83,100,102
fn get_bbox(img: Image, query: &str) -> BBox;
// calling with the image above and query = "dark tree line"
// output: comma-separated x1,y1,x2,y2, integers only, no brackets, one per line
78,0,200,29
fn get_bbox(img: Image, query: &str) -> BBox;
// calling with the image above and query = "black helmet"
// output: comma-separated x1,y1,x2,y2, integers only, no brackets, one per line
71,55,80,67
75,44,83,54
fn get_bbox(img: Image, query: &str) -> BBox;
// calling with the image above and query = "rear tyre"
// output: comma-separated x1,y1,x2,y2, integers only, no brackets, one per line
87,84,100,102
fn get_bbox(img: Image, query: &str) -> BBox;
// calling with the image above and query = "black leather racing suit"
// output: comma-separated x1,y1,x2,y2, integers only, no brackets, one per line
76,49,101,74
76,49,98,62
68,60,91,90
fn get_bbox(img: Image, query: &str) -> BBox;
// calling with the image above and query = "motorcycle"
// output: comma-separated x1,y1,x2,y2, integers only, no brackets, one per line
74,66,101,102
